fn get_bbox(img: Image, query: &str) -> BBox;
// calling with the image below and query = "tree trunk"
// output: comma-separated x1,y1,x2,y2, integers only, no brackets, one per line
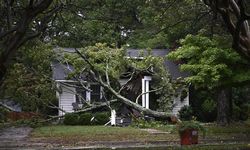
0,0,54,84
216,86,232,126
98,76,174,119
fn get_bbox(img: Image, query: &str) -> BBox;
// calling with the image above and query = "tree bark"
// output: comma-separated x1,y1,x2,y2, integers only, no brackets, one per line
203,0,250,61
216,86,232,126
94,71,174,119
75,49,176,120
0,0,54,84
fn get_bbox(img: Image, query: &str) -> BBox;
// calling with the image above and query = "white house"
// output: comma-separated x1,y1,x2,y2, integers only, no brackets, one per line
52,48,189,117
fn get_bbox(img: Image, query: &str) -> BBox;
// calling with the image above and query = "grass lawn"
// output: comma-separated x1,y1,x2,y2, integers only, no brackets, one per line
155,121,250,140
31,125,178,143
31,121,250,147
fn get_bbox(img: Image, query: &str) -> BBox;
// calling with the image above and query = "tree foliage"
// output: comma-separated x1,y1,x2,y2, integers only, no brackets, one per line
203,0,250,60
63,43,183,113
0,41,57,115
0,0,62,83
168,34,250,89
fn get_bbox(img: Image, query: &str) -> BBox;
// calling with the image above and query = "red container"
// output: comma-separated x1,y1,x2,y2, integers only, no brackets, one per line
180,129,198,145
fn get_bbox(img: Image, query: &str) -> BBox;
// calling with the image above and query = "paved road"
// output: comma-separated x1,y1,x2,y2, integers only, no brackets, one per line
0,126,33,149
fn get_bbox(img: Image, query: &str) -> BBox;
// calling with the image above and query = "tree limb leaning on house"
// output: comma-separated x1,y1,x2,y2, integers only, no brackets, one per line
63,44,183,119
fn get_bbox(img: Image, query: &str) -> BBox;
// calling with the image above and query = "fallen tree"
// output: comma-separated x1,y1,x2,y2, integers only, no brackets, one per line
61,44,184,120
45,99,118,122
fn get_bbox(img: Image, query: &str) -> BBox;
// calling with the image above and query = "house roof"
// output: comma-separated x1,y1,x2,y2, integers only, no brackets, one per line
52,48,189,80
52,61,74,80
126,49,189,79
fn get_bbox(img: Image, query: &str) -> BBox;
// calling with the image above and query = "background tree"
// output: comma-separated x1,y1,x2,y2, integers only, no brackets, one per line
49,0,143,48
168,34,250,125
0,0,62,83
203,0,250,60
48,0,211,49
0,40,57,116
127,0,211,49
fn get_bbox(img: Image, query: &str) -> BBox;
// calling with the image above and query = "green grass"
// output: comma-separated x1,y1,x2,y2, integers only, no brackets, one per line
31,121,250,146
205,123,250,134
156,121,250,140
33,125,145,137
31,125,177,142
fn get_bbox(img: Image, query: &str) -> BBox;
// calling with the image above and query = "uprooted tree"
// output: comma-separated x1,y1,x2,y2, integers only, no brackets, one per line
61,43,187,119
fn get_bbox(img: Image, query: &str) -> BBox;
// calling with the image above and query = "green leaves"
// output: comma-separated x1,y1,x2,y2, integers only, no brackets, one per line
1,41,57,115
65,44,183,112
167,34,250,88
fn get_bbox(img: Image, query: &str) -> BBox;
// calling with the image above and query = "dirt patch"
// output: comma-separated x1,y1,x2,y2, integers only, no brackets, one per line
140,128,170,134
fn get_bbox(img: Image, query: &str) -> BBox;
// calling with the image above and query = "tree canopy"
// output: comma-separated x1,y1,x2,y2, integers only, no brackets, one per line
168,34,250,88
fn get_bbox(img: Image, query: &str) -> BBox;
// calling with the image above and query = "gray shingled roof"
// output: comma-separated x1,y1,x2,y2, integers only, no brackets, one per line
51,61,74,80
52,48,188,80
126,49,189,79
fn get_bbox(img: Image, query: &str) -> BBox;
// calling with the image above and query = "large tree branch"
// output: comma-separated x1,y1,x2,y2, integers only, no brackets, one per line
74,50,174,118
0,0,55,83
135,87,163,104
44,99,117,122
204,0,250,61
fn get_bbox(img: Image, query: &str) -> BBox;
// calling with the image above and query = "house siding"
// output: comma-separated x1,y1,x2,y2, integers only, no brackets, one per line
58,83,76,116
172,91,189,115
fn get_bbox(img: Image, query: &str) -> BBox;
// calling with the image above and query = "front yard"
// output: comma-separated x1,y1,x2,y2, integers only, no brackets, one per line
29,121,250,149
31,125,178,143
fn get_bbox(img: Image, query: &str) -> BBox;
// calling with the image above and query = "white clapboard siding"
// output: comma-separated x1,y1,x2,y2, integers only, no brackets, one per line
172,91,189,115
58,83,76,116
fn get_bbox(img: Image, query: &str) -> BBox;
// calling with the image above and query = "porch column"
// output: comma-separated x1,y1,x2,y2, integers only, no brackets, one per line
86,83,91,102
142,76,152,109
142,78,145,107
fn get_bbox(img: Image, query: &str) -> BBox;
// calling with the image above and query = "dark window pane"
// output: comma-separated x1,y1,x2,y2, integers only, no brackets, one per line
91,84,101,102
76,87,86,104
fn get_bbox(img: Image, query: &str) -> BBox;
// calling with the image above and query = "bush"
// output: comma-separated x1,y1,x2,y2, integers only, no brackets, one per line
178,105,193,121
93,112,110,125
233,104,249,121
63,113,79,125
79,113,93,125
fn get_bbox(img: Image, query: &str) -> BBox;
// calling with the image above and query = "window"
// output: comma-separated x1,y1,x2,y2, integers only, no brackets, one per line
76,87,86,104
90,84,102,102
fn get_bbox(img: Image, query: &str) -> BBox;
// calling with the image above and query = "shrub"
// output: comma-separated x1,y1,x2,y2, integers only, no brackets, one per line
79,113,93,125
233,104,249,121
63,113,79,125
178,105,193,121
93,112,110,125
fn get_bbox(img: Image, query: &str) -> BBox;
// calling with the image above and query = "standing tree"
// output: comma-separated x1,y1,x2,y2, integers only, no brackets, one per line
168,34,250,125
203,0,250,60
0,0,61,83
0,41,57,115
